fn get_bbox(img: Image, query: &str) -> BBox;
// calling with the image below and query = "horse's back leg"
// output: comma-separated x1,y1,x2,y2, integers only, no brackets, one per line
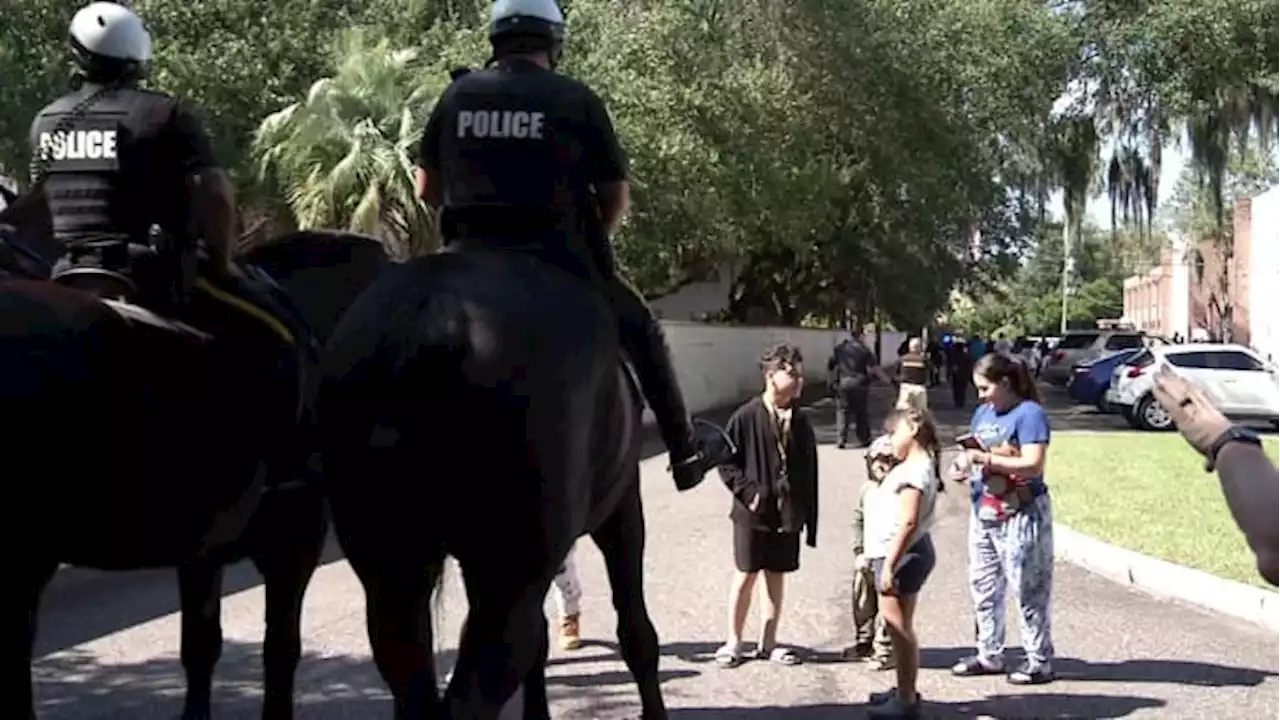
358,553,444,719
177,560,226,720
13,558,57,719
250,485,328,720
447,550,563,720
590,479,666,720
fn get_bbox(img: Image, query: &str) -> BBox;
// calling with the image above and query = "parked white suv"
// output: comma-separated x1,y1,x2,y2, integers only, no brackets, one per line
1105,343,1280,431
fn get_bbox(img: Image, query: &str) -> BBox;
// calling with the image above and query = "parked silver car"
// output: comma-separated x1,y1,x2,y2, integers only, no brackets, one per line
1040,329,1148,386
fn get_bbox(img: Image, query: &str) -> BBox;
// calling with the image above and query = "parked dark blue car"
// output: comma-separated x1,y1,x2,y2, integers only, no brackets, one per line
1067,348,1142,412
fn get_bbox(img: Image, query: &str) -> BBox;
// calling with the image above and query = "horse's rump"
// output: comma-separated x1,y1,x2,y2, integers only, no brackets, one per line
320,248,634,568
0,280,279,566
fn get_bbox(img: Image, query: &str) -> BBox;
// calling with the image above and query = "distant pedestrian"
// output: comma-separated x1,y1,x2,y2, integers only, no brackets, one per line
893,338,929,412
992,333,1012,355
828,330,877,448
715,344,819,668
552,544,584,651
969,336,988,362
845,435,897,669
926,340,944,386
949,353,1055,685
949,342,973,409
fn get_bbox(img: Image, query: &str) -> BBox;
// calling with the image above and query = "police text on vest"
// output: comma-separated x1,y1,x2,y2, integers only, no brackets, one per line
457,110,545,140
39,129,118,161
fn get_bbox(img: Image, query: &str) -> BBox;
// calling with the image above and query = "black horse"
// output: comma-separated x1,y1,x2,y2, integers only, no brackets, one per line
313,246,728,719
1,215,387,718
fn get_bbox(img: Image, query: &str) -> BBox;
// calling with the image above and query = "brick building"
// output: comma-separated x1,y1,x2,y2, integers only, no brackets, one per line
1123,188,1277,352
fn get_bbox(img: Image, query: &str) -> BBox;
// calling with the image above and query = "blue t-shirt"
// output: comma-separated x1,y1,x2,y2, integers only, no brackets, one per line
969,400,1051,504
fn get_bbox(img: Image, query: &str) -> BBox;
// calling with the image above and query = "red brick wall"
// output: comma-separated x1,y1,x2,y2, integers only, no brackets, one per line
1188,198,1252,343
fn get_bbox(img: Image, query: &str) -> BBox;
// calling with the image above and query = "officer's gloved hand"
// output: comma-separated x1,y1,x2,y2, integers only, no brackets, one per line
671,419,737,491
1152,365,1230,459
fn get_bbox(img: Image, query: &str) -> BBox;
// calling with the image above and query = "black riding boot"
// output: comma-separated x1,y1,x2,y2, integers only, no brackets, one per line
608,278,706,491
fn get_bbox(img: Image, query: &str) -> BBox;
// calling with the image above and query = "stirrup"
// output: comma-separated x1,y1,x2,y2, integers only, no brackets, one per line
667,418,737,474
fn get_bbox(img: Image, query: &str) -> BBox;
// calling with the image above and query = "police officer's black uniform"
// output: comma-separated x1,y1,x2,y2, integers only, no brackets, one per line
418,22,703,487
828,338,874,448
31,81,213,276
30,77,308,374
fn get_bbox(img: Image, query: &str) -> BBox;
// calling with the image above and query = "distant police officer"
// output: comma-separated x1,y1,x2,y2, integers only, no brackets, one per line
29,2,300,350
827,330,877,448
414,0,706,489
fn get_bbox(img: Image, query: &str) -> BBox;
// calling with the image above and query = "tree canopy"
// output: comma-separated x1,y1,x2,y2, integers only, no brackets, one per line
1,0,1274,326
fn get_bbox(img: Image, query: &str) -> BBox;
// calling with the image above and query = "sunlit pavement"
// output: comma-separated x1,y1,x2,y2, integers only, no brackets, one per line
34,386,1278,718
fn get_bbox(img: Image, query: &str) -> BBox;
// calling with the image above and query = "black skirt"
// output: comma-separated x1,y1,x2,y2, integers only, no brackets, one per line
733,521,801,573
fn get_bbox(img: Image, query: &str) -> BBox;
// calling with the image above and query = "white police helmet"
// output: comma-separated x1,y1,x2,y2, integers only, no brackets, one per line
489,0,566,46
69,2,153,79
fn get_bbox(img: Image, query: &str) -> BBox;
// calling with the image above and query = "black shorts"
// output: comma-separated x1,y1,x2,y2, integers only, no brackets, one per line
733,522,801,574
871,534,936,596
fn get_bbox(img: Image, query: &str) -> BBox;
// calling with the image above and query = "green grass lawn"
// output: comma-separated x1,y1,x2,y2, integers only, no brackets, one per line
1049,432,1280,588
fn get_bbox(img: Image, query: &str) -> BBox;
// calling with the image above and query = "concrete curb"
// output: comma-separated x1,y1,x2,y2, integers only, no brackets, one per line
1054,523,1279,633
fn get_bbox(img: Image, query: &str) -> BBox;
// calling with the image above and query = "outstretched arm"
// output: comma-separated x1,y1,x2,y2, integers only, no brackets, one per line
1152,366,1279,586
1216,443,1280,585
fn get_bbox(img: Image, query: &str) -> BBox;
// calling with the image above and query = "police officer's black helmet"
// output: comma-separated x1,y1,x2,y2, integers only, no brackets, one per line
489,0,566,62
68,2,153,84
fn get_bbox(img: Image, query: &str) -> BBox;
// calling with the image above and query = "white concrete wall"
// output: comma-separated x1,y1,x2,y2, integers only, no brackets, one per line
643,322,906,425
1249,187,1280,362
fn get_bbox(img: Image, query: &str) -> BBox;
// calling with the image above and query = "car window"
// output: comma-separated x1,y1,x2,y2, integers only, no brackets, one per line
1212,351,1267,371
1128,350,1154,368
1165,352,1214,369
1104,334,1144,350
1058,333,1099,350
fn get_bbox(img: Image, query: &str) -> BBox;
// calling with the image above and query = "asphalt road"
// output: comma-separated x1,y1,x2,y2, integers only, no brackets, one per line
33,385,1279,719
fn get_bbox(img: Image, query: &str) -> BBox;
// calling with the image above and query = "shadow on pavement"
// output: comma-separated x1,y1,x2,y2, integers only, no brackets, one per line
36,640,653,719
547,668,698,689
931,692,1166,718
920,646,1274,688
36,641,387,719
669,704,851,718
35,533,347,658
667,693,1164,719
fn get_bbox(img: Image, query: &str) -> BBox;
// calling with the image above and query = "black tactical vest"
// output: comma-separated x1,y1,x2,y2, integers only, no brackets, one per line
900,352,928,386
29,85,179,244
432,59,597,247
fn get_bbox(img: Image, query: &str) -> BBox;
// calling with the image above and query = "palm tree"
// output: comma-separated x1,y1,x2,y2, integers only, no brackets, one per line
252,29,442,260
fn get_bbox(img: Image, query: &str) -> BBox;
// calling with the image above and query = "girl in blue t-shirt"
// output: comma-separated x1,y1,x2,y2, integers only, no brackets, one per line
948,352,1055,685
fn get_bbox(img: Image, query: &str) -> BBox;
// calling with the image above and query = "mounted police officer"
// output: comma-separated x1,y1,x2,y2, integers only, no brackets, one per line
28,2,304,357
414,0,708,490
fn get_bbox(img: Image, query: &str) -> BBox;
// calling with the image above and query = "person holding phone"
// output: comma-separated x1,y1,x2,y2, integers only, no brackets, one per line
948,353,1055,685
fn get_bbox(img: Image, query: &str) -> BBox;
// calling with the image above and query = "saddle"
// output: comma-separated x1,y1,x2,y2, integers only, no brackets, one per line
52,250,215,345
50,240,301,350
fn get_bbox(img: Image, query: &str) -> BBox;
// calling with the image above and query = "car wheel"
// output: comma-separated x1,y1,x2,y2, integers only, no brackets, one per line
1135,394,1174,432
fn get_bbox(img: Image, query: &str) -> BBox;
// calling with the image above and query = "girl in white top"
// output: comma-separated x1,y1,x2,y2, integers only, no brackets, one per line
864,406,943,719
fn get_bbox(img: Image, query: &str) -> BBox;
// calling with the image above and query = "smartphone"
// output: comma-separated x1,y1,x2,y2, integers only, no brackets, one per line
955,433,984,451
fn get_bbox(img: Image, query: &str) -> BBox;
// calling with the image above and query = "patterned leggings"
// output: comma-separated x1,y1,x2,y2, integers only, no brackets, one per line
552,543,583,619
968,492,1055,669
